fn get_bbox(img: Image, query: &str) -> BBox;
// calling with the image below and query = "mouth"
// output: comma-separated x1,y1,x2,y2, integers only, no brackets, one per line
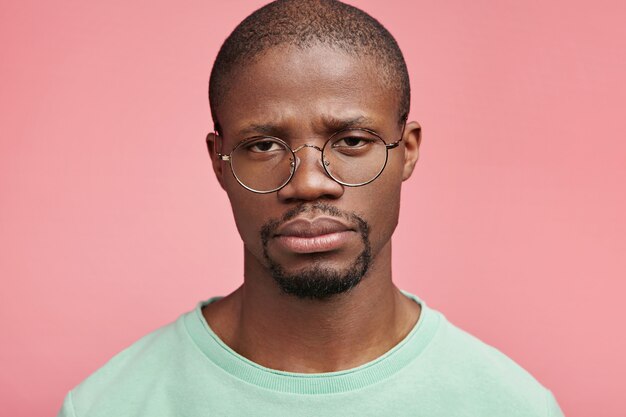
273,217,356,254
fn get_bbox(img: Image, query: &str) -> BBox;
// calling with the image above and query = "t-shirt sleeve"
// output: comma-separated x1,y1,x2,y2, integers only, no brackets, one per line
546,390,565,417
56,391,77,417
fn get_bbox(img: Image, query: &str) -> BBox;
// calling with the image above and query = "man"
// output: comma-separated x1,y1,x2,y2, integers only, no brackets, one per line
58,1,564,416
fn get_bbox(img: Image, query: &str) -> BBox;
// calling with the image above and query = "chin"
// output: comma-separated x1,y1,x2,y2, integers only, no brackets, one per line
267,250,371,300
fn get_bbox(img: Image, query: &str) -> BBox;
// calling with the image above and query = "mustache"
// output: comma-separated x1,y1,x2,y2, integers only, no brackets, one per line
260,202,369,244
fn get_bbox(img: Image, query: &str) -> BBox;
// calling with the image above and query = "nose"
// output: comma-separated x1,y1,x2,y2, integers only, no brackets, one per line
276,144,344,202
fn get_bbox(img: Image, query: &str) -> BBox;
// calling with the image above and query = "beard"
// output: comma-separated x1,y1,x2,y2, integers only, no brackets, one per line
260,202,372,300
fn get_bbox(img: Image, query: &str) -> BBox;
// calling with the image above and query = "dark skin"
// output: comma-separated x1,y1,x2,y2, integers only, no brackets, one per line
205,45,422,373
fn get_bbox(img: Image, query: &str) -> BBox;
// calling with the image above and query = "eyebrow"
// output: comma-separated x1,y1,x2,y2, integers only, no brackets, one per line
323,115,376,132
237,115,377,138
237,123,283,137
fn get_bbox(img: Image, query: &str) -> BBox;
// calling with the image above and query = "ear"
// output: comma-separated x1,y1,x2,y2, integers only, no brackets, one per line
206,132,226,190
401,121,422,181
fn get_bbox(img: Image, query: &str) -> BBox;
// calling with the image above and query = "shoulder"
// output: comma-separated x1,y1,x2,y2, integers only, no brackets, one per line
61,310,199,417
417,307,563,416
431,311,540,384
80,313,189,380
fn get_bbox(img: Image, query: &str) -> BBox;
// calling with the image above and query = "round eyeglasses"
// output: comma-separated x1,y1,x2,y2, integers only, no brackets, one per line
217,126,405,194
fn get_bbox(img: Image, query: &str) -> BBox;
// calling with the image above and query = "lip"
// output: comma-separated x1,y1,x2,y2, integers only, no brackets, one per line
273,217,355,254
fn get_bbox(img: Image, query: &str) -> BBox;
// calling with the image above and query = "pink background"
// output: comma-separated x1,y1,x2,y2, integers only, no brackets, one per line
1,1,624,416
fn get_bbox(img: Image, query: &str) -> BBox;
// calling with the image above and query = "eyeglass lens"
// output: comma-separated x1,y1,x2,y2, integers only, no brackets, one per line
229,130,388,193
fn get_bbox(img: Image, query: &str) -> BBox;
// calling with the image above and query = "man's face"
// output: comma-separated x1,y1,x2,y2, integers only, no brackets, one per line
210,45,419,298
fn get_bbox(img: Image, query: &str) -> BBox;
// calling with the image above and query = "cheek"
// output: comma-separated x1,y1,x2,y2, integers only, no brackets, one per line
376,150,404,203
225,186,269,251
354,160,403,252
369,184,401,246
222,168,259,237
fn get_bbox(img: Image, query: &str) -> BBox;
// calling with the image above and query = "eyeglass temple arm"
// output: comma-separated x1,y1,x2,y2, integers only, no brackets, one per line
386,119,408,149
386,138,403,149
212,131,232,162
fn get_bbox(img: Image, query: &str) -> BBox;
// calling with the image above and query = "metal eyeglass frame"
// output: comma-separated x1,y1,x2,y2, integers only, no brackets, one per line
216,123,406,194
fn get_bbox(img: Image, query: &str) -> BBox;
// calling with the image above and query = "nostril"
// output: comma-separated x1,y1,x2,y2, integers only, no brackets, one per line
276,146,344,202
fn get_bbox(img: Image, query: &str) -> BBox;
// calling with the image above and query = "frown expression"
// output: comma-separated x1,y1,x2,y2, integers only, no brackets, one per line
209,45,419,278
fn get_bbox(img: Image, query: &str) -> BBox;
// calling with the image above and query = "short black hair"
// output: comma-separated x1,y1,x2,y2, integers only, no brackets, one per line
208,0,411,134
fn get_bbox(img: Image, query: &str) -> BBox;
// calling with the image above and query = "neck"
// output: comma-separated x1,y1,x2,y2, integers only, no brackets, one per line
203,241,420,373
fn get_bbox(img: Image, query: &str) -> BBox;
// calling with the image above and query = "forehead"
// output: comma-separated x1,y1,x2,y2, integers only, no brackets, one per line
218,45,399,139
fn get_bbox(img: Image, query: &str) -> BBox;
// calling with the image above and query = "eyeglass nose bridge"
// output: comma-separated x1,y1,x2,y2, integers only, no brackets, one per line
292,143,322,153
291,143,331,169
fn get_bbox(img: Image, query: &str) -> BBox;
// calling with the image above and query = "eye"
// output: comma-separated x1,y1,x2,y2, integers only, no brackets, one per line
332,136,377,149
328,129,382,157
245,139,283,153
334,137,367,147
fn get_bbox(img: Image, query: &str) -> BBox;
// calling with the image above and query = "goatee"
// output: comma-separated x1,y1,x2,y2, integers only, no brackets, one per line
260,202,372,300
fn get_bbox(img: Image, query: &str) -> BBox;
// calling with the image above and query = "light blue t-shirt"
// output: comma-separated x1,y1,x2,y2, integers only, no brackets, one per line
58,293,564,416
